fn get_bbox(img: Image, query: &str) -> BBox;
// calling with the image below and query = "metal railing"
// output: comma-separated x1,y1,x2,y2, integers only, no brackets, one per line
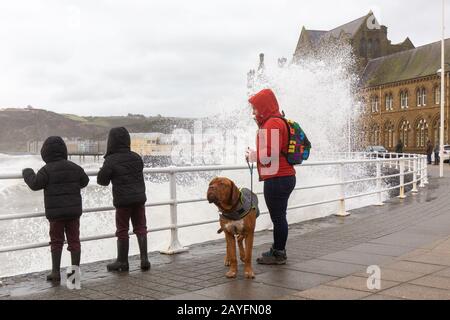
0,152,428,255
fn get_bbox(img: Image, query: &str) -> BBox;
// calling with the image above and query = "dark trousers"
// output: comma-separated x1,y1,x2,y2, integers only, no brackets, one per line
49,218,80,252
115,204,147,240
264,175,296,251
427,153,432,164
434,152,440,165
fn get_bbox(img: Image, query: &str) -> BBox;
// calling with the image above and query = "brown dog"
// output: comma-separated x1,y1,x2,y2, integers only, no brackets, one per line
207,177,258,279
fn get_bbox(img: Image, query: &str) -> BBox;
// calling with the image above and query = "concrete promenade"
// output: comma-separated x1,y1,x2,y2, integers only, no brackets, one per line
1,165,450,300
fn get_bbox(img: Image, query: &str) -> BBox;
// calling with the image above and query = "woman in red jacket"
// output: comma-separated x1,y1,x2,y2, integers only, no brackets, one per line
246,88,296,265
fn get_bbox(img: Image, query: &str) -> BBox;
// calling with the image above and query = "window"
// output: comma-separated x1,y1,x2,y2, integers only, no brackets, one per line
399,120,411,147
433,118,448,146
385,93,393,111
415,119,428,148
371,96,379,113
434,86,440,105
400,90,409,109
416,89,421,107
421,88,426,106
360,38,367,57
384,121,394,148
371,124,380,145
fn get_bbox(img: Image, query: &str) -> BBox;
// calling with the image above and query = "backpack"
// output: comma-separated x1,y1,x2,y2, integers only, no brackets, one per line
272,115,311,165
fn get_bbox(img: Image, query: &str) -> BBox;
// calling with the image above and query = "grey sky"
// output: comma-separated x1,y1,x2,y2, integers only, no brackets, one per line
0,0,447,117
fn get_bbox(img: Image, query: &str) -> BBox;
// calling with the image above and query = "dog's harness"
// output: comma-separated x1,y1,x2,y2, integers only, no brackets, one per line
220,188,260,221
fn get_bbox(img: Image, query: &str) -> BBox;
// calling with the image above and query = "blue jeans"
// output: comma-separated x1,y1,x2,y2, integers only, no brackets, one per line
263,175,296,251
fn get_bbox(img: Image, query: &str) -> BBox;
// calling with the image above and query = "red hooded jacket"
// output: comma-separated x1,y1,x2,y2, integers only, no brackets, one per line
248,89,296,181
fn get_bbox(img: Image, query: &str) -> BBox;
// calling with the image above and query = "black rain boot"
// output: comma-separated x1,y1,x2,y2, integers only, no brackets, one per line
46,250,62,282
107,239,129,272
137,235,151,271
71,251,81,267
256,245,287,265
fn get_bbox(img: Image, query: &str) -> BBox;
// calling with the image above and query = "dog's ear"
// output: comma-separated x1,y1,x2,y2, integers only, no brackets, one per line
222,180,240,211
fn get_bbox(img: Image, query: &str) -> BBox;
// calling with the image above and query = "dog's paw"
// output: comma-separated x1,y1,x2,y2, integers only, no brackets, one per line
225,270,237,278
244,270,255,279
224,257,231,266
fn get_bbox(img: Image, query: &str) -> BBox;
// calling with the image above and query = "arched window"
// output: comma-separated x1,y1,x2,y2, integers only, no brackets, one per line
421,88,426,106
400,90,409,109
385,93,393,111
399,120,411,147
368,39,373,56
434,86,440,105
433,118,448,146
359,38,367,57
371,123,380,145
374,39,381,57
416,89,422,107
371,96,379,113
384,121,395,148
415,119,428,148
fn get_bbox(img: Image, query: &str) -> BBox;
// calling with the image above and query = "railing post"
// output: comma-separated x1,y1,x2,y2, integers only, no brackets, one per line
412,157,418,193
398,158,406,199
424,156,429,185
335,163,350,216
160,169,189,255
375,160,383,206
419,155,425,188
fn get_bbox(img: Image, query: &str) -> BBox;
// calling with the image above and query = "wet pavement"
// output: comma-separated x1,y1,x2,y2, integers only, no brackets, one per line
1,165,450,300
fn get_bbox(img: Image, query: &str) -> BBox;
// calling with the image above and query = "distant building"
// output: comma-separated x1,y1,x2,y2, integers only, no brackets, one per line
293,11,414,72
290,11,450,153
360,39,450,152
130,133,173,157
27,138,106,155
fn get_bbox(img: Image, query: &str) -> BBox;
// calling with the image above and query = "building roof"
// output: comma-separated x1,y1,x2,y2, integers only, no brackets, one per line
306,30,327,46
323,13,369,40
361,38,450,88
298,12,371,51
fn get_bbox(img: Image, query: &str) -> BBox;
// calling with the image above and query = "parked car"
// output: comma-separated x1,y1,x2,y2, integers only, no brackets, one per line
443,145,450,163
365,146,389,158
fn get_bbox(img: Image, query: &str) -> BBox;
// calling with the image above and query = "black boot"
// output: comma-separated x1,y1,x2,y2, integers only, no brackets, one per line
71,251,81,267
46,250,62,282
137,235,151,271
107,239,129,272
256,245,287,265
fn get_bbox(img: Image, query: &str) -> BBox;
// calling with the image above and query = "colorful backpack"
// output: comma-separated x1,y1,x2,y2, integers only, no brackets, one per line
272,114,311,165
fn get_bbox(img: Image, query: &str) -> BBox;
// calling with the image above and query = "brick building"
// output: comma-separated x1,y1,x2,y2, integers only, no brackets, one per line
361,39,450,153
293,12,450,153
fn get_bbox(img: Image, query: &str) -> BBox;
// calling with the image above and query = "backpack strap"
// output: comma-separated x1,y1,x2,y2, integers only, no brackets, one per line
268,116,291,159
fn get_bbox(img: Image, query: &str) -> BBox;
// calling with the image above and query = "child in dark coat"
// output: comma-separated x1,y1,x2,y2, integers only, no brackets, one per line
97,127,150,272
22,136,89,282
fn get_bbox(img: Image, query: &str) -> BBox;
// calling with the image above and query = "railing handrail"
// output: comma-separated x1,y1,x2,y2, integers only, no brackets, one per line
0,155,419,180
0,152,428,255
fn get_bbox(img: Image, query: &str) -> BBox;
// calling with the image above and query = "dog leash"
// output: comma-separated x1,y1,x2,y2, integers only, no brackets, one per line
246,160,254,209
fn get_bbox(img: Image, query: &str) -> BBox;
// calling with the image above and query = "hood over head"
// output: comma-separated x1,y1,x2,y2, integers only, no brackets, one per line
248,88,282,126
40,136,68,163
105,127,131,157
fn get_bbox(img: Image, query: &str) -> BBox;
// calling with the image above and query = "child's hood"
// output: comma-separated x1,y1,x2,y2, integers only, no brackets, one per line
105,127,131,157
41,136,68,163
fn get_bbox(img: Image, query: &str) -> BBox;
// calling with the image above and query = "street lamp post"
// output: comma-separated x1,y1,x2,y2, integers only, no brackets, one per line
440,0,446,177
